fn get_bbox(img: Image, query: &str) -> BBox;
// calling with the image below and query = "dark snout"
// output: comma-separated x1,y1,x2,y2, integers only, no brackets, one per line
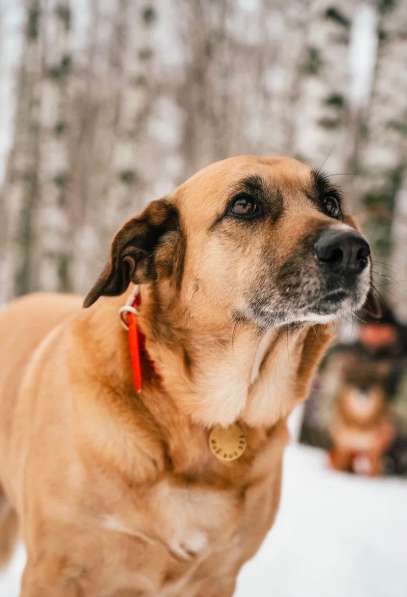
314,229,370,275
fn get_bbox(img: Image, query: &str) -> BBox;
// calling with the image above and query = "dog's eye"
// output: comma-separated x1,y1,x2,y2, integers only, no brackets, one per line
229,194,261,219
323,194,342,219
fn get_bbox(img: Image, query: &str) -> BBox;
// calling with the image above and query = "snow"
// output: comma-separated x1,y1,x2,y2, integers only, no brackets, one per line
236,444,407,597
1,444,406,597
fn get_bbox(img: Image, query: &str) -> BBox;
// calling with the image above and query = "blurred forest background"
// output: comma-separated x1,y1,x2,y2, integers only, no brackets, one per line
0,0,406,319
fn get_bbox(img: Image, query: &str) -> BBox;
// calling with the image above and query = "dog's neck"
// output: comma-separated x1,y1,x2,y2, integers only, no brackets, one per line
135,284,329,429
78,289,332,482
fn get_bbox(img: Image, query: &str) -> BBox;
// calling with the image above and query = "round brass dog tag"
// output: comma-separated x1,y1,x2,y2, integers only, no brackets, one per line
209,424,247,462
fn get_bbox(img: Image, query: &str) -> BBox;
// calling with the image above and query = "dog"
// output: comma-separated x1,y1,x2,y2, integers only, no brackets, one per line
329,310,405,476
0,156,376,596
328,350,395,476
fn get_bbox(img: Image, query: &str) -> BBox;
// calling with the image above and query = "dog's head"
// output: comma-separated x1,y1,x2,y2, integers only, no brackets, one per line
84,155,377,328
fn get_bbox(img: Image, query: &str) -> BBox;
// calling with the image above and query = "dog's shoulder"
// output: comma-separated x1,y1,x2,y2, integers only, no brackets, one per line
66,296,167,487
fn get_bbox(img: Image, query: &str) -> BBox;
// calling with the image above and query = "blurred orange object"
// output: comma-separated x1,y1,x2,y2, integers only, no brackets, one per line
359,324,397,350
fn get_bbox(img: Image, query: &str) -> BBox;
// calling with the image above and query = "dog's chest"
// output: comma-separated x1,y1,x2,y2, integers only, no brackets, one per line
93,430,286,596
95,484,272,597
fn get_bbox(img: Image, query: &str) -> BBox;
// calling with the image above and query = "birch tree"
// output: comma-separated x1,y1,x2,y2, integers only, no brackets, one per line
37,0,73,291
3,0,43,298
358,0,407,318
293,0,357,172
102,1,159,228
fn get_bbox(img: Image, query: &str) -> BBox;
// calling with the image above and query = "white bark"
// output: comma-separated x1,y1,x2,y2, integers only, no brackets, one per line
2,0,43,298
390,172,407,322
294,0,357,174
37,0,73,291
358,2,407,314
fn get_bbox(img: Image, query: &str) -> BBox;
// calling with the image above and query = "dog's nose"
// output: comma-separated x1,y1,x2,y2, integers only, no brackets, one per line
315,229,370,274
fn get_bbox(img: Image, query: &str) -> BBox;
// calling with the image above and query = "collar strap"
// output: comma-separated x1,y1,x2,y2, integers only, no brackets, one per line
119,290,154,393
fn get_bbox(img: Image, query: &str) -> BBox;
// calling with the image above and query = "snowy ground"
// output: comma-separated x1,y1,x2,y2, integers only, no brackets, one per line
236,444,407,597
1,444,406,597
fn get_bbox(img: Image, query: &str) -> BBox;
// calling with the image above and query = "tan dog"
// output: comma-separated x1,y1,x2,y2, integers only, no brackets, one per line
0,156,375,596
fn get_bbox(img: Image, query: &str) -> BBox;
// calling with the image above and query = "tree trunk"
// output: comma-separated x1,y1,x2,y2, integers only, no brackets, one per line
4,0,43,298
37,0,73,291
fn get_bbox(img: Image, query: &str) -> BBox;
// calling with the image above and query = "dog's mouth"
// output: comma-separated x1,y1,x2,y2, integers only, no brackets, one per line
312,288,352,313
301,277,370,322
247,272,371,328
320,288,348,304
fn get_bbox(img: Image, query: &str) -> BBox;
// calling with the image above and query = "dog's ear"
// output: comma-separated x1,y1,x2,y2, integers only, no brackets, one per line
83,199,183,307
343,214,382,319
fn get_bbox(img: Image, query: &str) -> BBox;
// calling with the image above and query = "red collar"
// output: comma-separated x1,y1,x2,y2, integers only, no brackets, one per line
119,291,155,393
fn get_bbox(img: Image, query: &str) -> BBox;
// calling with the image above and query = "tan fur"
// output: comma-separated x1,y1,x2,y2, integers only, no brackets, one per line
0,155,360,597
0,494,18,568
